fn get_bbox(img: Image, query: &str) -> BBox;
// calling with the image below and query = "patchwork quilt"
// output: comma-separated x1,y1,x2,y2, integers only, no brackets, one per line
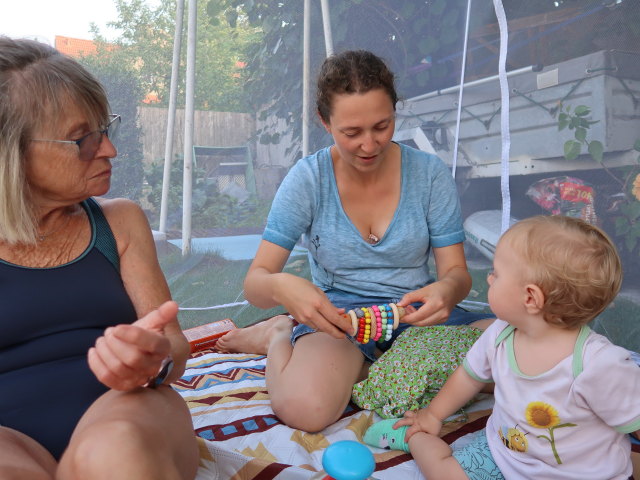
173,349,490,479
174,349,640,480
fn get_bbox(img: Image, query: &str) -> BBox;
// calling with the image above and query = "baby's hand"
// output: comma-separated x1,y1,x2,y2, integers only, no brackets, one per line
394,409,442,442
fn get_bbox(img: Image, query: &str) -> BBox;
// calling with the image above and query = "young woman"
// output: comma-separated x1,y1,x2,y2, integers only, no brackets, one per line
218,50,494,432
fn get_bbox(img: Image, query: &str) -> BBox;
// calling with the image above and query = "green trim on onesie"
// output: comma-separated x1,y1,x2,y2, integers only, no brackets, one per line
616,417,640,434
571,325,592,378
495,325,515,346
505,330,523,375
463,357,493,383
500,323,593,378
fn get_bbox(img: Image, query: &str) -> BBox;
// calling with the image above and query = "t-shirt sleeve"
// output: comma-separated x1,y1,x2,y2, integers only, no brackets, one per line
575,337,640,434
424,154,465,248
262,158,317,250
462,319,506,383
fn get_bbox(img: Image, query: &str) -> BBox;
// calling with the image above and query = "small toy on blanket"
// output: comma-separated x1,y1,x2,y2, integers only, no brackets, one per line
310,440,376,480
182,318,237,352
363,420,410,453
343,303,406,344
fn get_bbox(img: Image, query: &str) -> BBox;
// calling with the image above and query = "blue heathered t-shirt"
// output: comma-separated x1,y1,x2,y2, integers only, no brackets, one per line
263,142,465,299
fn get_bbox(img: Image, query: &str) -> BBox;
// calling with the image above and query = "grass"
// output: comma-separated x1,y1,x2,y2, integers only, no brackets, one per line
159,246,309,330
590,297,640,353
160,247,640,353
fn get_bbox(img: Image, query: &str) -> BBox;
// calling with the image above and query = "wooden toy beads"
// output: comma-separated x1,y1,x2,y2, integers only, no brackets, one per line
344,303,405,344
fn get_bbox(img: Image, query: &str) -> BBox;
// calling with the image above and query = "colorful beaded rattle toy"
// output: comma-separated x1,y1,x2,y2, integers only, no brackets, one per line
344,303,406,344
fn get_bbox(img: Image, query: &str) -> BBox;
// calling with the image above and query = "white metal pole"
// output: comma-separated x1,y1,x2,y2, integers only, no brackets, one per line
451,0,473,179
302,0,310,157
408,65,534,102
159,0,185,233
181,0,197,255
320,0,334,56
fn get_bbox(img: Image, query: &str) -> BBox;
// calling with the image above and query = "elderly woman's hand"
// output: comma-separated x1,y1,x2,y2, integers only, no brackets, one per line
88,301,178,391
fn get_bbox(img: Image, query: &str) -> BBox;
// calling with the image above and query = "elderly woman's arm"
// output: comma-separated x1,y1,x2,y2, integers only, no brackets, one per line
88,198,190,390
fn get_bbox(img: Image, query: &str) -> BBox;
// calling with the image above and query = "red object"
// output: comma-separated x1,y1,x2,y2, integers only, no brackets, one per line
183,319,237,352
526,176,598,224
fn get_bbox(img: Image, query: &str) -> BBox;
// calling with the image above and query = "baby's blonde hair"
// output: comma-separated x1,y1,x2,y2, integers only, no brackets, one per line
500,215,622,328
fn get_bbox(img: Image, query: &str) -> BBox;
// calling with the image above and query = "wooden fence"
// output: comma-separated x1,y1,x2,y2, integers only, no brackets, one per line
138,106,255,165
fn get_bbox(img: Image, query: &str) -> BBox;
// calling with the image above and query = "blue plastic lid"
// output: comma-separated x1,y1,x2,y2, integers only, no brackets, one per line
322,440,375,480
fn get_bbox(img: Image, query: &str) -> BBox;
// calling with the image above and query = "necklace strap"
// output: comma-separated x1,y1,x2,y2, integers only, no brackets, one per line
37,214,72,241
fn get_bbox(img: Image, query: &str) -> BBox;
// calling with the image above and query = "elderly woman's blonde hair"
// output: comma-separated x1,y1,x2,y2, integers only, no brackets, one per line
500,215,622,329
0,36,110,244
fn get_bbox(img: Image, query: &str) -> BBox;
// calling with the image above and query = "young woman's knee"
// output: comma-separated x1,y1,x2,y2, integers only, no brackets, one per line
271,388,348,432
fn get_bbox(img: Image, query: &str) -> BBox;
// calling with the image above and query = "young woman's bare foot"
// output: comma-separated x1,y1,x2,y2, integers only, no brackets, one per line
216,315,294,355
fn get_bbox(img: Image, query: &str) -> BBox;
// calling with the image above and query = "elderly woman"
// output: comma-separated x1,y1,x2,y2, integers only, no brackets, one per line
0,37,198,479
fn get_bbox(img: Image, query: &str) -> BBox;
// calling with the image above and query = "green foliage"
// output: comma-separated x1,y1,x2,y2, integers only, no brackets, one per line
95,0,262,112
558,104,601,162
217,0,476,156
558,103,640,262
79,50,145,201
614,200,640,253
144,156,269,232
213,0,618,156
611,143,640,257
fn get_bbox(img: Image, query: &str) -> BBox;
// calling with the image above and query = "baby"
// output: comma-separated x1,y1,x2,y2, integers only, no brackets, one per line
365,215,640,479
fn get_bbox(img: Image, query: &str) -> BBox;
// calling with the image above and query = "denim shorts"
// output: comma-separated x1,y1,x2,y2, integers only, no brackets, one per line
290,289,494,362
452,429,504,479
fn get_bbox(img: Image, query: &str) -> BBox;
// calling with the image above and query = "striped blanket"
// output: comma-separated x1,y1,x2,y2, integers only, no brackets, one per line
173,349,495,480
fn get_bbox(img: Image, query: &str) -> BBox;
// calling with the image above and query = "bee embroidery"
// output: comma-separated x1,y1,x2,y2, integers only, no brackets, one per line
499,425,528,452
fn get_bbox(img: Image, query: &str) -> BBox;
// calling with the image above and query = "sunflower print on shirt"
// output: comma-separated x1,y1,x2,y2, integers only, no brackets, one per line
524,401,577,464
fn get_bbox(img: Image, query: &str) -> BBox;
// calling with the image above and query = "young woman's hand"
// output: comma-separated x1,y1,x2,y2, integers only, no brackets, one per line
397,281,456,326
398,243,472,326
273,274,351,338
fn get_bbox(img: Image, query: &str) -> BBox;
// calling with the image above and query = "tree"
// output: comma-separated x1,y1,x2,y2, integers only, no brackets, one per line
217,0,639,160
95,0,262,112
79,48,146,201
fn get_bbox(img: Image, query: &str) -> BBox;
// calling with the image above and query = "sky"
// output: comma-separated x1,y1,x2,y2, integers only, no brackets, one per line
0,0,157,45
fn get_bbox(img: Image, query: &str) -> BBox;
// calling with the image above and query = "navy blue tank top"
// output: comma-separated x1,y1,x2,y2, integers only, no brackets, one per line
0,198,137,459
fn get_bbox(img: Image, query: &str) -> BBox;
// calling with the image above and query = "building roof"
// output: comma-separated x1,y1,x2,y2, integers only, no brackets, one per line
55,36,98,58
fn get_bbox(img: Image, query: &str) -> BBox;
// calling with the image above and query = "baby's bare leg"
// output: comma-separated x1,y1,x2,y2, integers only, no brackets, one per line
409,432,468,480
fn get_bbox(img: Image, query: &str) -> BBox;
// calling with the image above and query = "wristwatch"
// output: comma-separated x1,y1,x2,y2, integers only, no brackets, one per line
144,355,174,388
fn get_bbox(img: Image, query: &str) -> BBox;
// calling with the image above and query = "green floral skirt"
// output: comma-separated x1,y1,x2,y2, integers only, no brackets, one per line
352,325,483,418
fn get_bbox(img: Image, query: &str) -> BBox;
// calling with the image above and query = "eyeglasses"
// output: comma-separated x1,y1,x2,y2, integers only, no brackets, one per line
31,114,121,161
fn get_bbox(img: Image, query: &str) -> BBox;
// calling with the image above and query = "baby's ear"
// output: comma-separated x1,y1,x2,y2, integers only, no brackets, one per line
524,284,544,313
